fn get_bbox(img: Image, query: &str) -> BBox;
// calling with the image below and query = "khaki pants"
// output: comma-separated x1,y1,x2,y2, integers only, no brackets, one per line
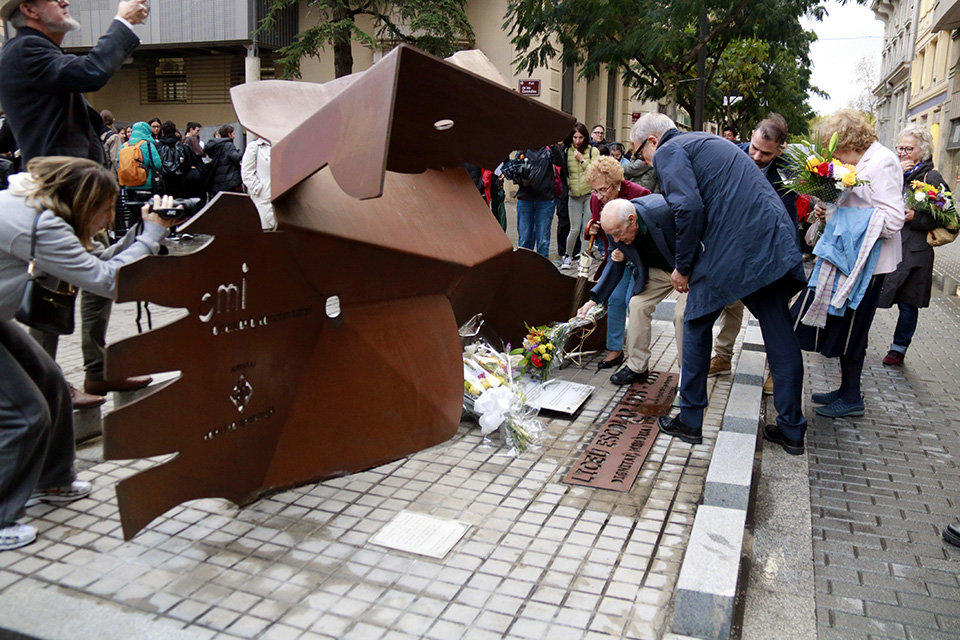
625,268,687,373
714,300,744,361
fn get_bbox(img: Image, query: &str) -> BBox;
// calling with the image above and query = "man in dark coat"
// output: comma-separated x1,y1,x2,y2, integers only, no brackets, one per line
631,112,808,454
0,0,151,408
577,195,686,386
711,113,798,378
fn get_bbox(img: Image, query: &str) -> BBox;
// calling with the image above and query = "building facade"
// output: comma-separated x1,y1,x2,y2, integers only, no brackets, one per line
931,0,960,187
906,0,954,167
873,0,918,147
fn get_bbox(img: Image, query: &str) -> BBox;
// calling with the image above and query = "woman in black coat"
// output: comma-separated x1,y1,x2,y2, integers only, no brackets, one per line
877,126,948,366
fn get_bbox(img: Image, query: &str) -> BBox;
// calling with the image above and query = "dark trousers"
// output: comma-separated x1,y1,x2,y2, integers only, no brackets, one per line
680,277,807,441
0,321,75,525
30,290,112,381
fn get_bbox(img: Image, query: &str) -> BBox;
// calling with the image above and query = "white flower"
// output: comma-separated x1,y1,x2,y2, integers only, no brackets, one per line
833,164,849,179
835,180,846,191
915,192,927,202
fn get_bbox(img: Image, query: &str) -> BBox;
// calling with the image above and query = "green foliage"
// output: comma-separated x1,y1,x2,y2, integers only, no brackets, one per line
504,0,824,136
261,0,474,78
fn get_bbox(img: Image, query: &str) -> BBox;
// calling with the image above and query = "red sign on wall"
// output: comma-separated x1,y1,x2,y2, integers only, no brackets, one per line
632,112,642,123
519,80,541,96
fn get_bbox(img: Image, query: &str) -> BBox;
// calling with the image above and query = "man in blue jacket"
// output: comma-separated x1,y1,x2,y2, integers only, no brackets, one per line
0,0,151,408
631,113,808,454
576,196,685,386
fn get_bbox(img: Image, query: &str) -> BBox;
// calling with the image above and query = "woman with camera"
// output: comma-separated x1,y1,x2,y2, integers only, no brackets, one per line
0,156,177,551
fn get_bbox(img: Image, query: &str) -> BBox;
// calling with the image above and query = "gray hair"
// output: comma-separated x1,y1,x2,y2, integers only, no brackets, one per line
9,7,27,29
897,125,933,161
630,113,675,149
600,198,635,227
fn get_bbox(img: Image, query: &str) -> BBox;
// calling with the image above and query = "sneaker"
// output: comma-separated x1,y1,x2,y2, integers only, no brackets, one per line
762,374,774,396
707,356,731,377
882,350,904,366
815,397,865,418
944,524,960,548
0,523,37,551
560,256,573,270
25,480,92,507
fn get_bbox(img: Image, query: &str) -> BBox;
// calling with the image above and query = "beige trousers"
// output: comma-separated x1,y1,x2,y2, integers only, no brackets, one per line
625,268,687,373
714,300,744,361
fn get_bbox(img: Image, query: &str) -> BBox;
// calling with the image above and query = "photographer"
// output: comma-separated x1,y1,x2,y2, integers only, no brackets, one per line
0,156,177,551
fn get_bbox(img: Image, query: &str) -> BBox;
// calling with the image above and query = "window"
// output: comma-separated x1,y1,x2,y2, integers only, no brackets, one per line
145,57,187,103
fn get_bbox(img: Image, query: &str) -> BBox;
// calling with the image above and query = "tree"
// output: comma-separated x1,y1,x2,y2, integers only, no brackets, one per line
505,0,825,133
848,55,879,116
261,0,474,79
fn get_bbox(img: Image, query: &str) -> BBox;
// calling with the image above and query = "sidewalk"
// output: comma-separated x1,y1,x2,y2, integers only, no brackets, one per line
0,204,745,640
743,243,960,639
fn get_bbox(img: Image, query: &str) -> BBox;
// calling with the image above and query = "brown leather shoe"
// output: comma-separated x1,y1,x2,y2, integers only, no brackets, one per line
84,375,153,395
69,384,105,409
707,356,731,377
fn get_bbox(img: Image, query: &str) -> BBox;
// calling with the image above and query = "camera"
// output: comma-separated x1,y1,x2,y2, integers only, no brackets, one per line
149,197,202,220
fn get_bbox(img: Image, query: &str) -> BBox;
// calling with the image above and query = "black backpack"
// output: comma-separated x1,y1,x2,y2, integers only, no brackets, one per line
157,141,190,179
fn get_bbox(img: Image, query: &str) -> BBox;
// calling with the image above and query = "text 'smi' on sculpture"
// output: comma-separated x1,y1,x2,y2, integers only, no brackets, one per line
103,45,603,540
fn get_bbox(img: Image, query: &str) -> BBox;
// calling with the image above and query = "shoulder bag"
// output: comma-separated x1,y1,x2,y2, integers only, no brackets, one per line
14,214,76,335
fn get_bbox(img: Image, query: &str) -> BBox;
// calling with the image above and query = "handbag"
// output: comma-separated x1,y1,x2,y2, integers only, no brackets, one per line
14,214,76,335
927,226,958,247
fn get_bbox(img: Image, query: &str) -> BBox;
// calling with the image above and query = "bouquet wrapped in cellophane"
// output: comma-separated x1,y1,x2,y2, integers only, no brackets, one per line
461,314,543,455
780,132,869,205
906,180,959,231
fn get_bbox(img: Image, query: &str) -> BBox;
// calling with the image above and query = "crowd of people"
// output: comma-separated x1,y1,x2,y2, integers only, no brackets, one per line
0,0,957,555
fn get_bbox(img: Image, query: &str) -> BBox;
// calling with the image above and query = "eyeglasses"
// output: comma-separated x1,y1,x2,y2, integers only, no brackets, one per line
590,183,618,196
896,145,916,154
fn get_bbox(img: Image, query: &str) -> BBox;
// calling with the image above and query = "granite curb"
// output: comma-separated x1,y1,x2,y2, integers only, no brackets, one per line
669,319,765,640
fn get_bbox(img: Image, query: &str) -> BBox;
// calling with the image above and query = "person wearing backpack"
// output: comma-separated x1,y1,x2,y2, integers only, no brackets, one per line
118,121,163,194
511,147,556,258
156,120,196,198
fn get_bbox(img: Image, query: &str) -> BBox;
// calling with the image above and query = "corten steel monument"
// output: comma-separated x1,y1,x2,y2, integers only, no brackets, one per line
103,45,605,540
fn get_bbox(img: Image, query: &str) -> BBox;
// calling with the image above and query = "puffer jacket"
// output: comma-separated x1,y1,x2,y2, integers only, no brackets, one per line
566,145,599,197
205,136,243,194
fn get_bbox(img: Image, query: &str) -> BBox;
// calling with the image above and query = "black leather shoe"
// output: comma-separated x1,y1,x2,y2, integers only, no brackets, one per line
597,351,625,371
657,415,703,445
610,367,648,386
763,424,804,456
944,524,960,547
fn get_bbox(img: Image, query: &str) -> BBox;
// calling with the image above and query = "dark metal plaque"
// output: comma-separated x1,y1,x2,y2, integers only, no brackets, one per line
619,371,680,415
563,415,659,492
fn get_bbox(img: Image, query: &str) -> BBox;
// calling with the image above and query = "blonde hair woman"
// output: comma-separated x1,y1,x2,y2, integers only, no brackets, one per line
0,156,177,551
797,110,905,418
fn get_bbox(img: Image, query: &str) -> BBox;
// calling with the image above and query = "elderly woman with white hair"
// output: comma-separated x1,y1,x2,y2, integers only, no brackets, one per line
876,125,949,366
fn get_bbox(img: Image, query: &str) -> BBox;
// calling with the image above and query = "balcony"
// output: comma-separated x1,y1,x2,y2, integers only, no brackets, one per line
872,0,896,21
932,0,960,31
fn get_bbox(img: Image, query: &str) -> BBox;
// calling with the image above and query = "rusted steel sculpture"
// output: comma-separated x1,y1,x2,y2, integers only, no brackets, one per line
104,45,604,539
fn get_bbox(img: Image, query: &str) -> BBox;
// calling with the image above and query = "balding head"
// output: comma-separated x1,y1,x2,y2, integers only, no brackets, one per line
600,199,639,244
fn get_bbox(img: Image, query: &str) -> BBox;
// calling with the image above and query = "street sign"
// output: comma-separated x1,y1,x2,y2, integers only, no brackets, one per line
519,80,541,96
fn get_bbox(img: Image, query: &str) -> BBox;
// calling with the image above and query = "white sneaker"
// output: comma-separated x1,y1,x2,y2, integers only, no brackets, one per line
0,523,37,551
560,256,573,270
24,480,92,507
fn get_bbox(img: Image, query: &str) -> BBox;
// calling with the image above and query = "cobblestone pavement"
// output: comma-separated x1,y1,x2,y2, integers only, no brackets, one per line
0,205,744,639
805,244,960,640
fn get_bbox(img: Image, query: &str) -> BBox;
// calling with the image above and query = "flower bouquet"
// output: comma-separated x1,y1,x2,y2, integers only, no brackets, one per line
511,324,563,381
781,133,869,240
460,315,543,455
906,180,959,232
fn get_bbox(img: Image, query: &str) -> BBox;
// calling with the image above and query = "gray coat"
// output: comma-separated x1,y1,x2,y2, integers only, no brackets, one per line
0,189,166,320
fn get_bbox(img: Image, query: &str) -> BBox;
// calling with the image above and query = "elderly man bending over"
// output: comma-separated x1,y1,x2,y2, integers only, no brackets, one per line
577,197,686,386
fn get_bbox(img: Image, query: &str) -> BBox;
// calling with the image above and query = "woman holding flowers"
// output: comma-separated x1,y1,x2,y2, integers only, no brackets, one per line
876,126,950,366
796,110,904,418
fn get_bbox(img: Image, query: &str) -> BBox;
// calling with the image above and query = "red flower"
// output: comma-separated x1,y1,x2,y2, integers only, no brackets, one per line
816,162,831,177
531,354,543,368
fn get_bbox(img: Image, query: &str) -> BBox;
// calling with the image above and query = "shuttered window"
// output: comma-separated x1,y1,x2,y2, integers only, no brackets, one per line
140,52,280,105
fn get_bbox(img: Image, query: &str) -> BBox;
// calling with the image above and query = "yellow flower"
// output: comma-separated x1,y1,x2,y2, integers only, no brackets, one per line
841,171,857,187
537,344,547,354
805,156,820,172
543,353,552,361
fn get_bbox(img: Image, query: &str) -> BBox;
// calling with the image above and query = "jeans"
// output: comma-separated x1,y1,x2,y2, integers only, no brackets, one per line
517,199,554,257
890,303,919,353
565,194,591,257
606,269,634,351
